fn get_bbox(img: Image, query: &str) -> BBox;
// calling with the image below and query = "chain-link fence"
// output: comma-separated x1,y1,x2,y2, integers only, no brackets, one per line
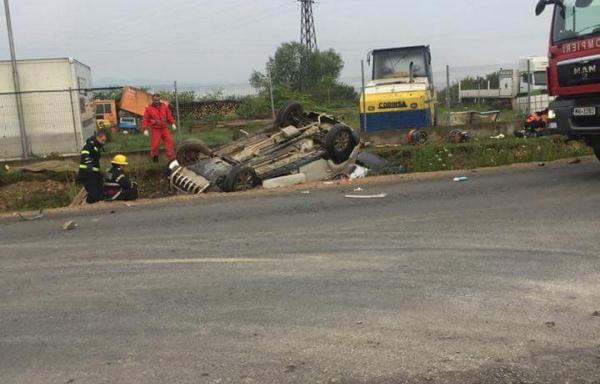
0,88,97,161
2,62,555,161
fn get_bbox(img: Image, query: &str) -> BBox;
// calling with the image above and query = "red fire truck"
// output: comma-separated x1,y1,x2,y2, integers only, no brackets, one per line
536,0,600,159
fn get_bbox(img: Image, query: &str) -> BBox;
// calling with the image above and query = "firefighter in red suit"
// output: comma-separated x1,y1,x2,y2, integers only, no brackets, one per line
143,93,177,162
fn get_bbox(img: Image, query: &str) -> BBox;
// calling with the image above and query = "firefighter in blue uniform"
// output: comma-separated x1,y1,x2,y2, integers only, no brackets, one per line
77,130,107,204
104,154,139,201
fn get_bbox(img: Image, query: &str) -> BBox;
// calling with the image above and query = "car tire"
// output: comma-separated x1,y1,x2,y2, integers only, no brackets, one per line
325,124,358,164
176,138,213,166
275,101,304,128
223,165,259,192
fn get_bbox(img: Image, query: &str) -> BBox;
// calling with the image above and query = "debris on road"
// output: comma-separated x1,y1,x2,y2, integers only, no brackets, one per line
62,220,78,231
545,321,556,328
538,162,546,167
592,311,600,317
453,176,469,182
348,165,368,180
568,158,582,164
354,187,364,192
300,191,311,195
345,193,387,199
17,209,44,222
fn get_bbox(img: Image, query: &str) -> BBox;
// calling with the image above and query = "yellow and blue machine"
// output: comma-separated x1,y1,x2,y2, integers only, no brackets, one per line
360,45,437,132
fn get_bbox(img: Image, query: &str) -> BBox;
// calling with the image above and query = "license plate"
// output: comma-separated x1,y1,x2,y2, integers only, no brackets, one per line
573,106,596,117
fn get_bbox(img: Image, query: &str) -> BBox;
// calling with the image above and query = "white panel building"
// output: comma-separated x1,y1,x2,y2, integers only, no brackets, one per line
0,58,94,161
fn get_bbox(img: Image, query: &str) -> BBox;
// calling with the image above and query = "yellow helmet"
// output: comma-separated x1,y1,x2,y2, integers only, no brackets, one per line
111,154,128,166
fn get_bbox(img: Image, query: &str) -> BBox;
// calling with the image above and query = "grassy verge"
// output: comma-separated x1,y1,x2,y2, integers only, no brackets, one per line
0,136,592,213
374,136,591,173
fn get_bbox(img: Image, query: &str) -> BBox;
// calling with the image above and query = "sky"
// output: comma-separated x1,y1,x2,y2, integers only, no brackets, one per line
0,0,553,88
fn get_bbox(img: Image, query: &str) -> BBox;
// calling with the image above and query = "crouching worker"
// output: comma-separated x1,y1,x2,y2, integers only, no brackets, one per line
103,155,139,201
77,130,107,204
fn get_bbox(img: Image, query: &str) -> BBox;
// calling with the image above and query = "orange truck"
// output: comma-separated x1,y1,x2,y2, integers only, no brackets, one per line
94,99,117,129
94,86,153,132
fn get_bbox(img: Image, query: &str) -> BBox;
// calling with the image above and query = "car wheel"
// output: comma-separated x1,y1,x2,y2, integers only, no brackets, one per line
223,165,259,192
176,139,213,166
325,124,357,164
275,101,304,128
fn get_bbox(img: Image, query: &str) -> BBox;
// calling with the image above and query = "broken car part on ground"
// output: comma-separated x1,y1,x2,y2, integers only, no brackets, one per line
168,101,362,194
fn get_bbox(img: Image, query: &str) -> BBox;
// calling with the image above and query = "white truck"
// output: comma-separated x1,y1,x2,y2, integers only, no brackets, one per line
0,58,94,161
518,57,549,95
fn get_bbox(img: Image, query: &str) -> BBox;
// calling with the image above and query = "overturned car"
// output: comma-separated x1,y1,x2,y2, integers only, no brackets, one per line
168,101,361,194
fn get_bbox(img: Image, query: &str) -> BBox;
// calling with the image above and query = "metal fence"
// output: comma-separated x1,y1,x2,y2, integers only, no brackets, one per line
1,62,554,161
0,88,99,161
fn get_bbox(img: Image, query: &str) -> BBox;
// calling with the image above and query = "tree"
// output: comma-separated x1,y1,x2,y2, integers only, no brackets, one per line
251,42,346,92
249,42,356,107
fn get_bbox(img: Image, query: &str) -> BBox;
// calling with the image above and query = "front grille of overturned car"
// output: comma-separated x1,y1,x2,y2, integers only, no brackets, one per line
170,166,210,194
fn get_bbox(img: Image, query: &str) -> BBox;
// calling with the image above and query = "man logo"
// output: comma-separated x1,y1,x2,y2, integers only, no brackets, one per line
574,64,598,79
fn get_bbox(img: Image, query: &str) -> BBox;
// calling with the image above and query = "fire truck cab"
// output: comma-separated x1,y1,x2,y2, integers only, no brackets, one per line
537,0,600,158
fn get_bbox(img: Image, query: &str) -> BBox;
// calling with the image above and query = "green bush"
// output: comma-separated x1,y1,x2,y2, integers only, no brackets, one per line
203,112,225,129
237,96,272,120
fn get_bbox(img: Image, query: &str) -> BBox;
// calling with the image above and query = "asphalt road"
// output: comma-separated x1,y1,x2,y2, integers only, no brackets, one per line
2,160,600,384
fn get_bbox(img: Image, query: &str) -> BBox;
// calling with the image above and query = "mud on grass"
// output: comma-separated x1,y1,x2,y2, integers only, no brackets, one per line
0,180,79,212
0,160,171,213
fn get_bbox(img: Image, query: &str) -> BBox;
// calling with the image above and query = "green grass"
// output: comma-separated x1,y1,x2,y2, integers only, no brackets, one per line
103,120,271,154
374,136,591,173
1,126,593,213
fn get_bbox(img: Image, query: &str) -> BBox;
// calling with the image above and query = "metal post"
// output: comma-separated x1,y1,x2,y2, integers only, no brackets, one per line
527,59,532,115
361,60,368,133
4,0,28,159
68,87,80,153
267,65,276,120
446,65,451,127
174,81,182,139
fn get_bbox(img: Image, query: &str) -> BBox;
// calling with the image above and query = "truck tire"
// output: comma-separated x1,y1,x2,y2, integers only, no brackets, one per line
275,101,304,128
325,124,358,164
176,139,213,166
222,165,259,192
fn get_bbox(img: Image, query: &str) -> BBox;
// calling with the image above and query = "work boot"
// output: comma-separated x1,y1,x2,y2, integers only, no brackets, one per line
152,155,159,163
